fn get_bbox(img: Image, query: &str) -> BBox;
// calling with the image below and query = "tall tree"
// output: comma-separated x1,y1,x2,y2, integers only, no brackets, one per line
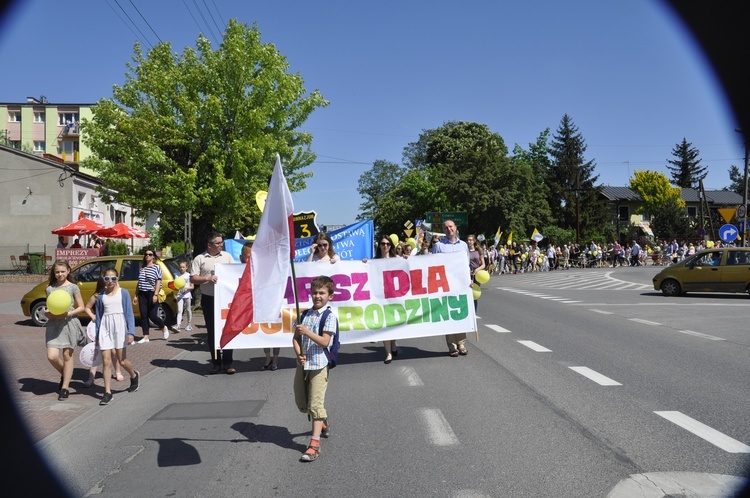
629,170,685,216
666,138,707,188
82,19,328,246
373,169,447,235
547,114,608,242
356,160,405,221
724,164,745,196
651,198,693,240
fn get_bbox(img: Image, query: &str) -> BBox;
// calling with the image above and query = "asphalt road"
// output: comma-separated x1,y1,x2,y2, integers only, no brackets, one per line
21,266,750,496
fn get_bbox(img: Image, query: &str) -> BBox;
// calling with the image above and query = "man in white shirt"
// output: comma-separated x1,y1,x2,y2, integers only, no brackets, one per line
191,231,236,374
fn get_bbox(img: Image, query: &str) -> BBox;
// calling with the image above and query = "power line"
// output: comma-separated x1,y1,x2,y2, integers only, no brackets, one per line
105,0,151,49
112,0,154,49
182,0,204,35
191,0,220,43
128,0,163,44
202,0,223,37
208,0,225,28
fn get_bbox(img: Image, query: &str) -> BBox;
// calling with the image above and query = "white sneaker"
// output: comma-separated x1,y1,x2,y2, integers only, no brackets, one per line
173,326,181,332
163,328,170,340
137,338,149,344
186,324,193,331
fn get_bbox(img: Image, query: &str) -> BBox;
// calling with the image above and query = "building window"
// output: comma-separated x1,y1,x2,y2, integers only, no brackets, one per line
33,112,45,123
687,206,698,218
77,191,86,207
9,140,21,149
33,141,45,152
618,206,629,221
58,112,79,125
8,111,21,122
115,210,127,224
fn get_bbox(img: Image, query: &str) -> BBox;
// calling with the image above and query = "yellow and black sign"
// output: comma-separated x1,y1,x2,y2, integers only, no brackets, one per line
293,211,320,239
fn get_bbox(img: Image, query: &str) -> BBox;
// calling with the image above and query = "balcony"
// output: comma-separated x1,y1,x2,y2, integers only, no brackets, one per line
61,123,80,137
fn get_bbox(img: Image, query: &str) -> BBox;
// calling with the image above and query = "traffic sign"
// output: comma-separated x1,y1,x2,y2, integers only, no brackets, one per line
739,220,746,233
719,224,738,243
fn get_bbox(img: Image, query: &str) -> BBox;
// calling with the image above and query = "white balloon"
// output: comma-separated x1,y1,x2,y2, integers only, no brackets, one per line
79,342,102,367
86,321,96,342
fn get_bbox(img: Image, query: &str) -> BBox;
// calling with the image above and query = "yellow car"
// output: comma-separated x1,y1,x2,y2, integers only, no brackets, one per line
652,247,750,296
21,255,181,327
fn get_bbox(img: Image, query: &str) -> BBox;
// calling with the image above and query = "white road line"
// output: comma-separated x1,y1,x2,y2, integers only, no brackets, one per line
539,296,560,299
629,318,661,326
417,408,459,446
547,297,569,301
654,411,750,453
569,367,622,386
398,366,424,386
517,340,552,352
561,300,582,304
677,330,725,341
486,324,511,333
589,309,613,315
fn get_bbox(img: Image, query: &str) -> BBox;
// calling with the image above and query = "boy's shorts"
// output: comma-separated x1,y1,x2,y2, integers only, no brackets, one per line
294,366,328,419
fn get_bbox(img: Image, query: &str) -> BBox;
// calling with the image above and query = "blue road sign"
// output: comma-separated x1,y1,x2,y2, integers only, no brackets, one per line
739,220,746,233
719,224,739,242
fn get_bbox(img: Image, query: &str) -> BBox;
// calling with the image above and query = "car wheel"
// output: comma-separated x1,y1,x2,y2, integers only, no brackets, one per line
660,279,681,297
153,303,174,326
30,300,49,327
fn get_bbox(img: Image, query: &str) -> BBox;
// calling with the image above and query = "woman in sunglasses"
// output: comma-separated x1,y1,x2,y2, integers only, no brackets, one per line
307,232,339,264
373,234,399,364
133,248,168,343
86,267,140,405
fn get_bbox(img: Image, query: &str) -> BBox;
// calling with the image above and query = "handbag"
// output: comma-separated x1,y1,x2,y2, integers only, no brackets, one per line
157,287,167,303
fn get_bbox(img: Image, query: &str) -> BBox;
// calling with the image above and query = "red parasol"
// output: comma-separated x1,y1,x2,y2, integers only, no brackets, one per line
51,218,109,236
101,222,150,239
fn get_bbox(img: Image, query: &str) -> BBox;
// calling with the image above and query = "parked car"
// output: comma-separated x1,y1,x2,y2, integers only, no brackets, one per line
652,247,750,296
21,255,181,327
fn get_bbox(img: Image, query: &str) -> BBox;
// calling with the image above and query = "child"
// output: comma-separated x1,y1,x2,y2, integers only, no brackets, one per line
174,260,194,331
45,260,86,401
87,267,140,405
293,276,337,462
83,277,124,387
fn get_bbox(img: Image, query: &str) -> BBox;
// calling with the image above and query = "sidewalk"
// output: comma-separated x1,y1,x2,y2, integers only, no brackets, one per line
0,283,204,443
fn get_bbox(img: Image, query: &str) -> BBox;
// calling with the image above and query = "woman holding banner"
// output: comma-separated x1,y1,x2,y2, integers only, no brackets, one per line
374,234,399,364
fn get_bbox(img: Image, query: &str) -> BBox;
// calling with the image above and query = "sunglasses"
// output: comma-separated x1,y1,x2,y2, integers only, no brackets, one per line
380,241,391,246
103,276,118,282
145,253,154,256
318,243,328,248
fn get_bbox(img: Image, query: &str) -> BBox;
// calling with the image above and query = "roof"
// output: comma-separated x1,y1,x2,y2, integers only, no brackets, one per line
599,185,742,206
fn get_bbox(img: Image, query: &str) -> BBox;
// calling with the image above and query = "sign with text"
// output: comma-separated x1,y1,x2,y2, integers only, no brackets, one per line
214,252,475,350
293,211,320,239
55,249,99,268
425,212,468,235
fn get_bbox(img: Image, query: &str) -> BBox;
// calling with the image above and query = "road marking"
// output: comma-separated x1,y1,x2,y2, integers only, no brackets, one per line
589,309,613,315
677,330,725,341
486,324,511,333
561,300,582,304
398,366,424,386
517,340,552,352
569,366,622,386
417,408,459,446
654,411,750,453
629,318,661,326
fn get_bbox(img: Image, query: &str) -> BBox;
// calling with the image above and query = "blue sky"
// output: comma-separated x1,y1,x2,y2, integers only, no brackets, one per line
1,0,743,227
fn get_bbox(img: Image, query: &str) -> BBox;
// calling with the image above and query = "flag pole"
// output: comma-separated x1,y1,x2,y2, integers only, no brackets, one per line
290,257,301,319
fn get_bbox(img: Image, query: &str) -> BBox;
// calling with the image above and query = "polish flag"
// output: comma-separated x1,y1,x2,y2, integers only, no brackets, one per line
221,154,295,348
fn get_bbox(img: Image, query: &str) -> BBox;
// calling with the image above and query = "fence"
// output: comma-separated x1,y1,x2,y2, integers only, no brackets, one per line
0,244,54,275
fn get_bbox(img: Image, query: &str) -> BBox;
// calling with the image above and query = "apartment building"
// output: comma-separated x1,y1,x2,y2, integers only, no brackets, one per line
0,96,95,174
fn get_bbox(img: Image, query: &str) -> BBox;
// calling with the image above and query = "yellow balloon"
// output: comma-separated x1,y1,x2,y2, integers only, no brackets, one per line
255,191,268,212
471,283,482,300
475,269,490,284
173,277,186,290
406,237,417,249
47,289,72,315
389,234,399,246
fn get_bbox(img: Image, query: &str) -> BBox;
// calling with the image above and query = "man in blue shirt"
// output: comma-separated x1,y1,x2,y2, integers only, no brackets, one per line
431,219,471,357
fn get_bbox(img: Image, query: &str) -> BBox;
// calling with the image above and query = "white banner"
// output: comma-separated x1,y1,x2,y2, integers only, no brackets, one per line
214,252,476,350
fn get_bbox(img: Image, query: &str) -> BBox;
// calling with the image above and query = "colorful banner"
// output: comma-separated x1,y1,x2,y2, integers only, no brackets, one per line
214,251,475,350
224,219,375,263
55,248,99,268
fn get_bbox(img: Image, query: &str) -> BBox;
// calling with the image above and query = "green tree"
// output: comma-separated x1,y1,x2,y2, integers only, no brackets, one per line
422,121,549,237
512,128,551,197
629,170,685,216
373,169,447,235
724,164,745,196
666,138,707,188
651,198,693,240
547,114,608,242
82,19,328,247
356,159,405,221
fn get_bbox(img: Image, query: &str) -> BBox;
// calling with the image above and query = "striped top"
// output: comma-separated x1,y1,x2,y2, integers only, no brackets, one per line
137,264,162,292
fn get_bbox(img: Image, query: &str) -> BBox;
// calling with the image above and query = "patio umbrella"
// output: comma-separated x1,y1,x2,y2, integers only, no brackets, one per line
51,218,109,236
101,222,149,239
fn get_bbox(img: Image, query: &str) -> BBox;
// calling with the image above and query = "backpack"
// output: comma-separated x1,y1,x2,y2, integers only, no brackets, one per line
301,308,340,368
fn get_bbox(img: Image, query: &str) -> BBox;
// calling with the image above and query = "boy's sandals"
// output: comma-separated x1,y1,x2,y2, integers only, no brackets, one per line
458,347,468,356
300,442,320,462
449,350,459,357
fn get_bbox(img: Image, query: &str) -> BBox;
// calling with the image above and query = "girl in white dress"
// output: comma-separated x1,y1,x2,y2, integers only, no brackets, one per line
88,267,140,405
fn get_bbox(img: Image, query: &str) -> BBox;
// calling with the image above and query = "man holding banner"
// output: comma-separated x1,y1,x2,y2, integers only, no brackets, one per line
192,231,236,374
431,219,471,357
